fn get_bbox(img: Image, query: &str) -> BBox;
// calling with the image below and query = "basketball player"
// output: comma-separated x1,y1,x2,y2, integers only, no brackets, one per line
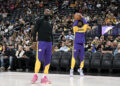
31,9,53,84
70,13,91,76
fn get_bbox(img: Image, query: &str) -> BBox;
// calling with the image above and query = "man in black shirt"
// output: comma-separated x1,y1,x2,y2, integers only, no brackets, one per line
31,9,53,84
102,41,113,53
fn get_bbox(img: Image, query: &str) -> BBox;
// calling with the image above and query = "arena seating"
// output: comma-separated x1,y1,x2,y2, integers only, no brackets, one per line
90,51,102,72
50,51,120,73
84,51,92,71
50,51,62,71
60,51,71,71
1,51,120,73
101,53,113,72
112,53,120,69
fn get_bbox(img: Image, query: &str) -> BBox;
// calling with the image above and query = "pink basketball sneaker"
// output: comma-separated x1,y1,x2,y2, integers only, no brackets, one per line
31,74,38,84
40,76,51,84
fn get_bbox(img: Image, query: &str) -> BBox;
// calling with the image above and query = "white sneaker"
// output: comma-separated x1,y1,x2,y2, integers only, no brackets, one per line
7,66,11,70
1,67,5,71
70,69,74,77
78,68,84,76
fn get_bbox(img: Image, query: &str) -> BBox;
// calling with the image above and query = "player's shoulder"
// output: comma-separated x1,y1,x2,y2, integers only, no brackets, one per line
38,16,44,21
83,24,89,27
40,16,44,20
35,16,44,23
84,24,89,26
73,26,78,29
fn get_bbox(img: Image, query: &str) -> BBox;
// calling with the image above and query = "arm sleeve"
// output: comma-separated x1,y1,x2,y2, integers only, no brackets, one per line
73,27,78,34
87,25,91,30
33,20,39,42
84,24,91,30
51,28,53,45
82,18,87,24
72,20,78,27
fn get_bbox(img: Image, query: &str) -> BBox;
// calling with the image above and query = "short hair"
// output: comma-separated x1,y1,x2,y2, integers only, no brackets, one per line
77,20,84,26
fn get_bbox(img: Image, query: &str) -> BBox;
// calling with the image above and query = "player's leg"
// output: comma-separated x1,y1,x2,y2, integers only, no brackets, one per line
32,41,45,83
78,44,84,76
70,43,79,76
41,42,52,84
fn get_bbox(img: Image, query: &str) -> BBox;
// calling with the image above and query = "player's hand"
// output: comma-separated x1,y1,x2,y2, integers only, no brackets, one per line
77,13,83,18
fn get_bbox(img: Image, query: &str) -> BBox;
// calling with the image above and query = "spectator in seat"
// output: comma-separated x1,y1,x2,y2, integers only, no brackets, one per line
116,36,120,44
15,45,25,71
54,45,59,52
65,39,73,51
107,36,114,42
7,44,16,70
98,45,102,51
0,45,9,71
112,40,118,51
114,44,120,56
59,42,69,52
92,37,99,45
58,31,66,41
23,45,33,71
102,41,113,54
100,36,105,43
85,43,91,51
65,31,74,40
89,44,96,53
61,36,66,42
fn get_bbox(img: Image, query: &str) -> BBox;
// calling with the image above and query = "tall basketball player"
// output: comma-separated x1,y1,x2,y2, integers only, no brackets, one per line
70,13,91,76
31,9,53,84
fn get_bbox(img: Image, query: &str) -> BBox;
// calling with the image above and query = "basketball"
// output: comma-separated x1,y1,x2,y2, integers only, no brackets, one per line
74,13,82,20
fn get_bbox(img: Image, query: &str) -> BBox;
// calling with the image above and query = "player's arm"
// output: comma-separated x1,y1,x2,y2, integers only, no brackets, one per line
73,26,78,34
72,18,86,27
83,24,91,32
51,24,53,45
73,14,87,27
73,20,78,27
33,19,39,42
77,13,87,24
32,19,40,50
82,17,87,24
87,24,91,30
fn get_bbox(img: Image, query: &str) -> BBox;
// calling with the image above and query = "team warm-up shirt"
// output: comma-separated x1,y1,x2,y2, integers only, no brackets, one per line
33,16,53,42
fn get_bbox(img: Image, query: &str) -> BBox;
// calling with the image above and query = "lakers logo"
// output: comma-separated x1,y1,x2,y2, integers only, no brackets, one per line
77,29,84,31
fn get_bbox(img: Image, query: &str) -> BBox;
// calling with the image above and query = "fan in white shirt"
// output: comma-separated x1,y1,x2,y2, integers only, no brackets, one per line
59,42,69,52
65,31,74,40
16,45,25,58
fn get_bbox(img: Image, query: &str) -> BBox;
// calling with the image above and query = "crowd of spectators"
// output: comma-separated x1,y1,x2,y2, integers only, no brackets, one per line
0,0,120,71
